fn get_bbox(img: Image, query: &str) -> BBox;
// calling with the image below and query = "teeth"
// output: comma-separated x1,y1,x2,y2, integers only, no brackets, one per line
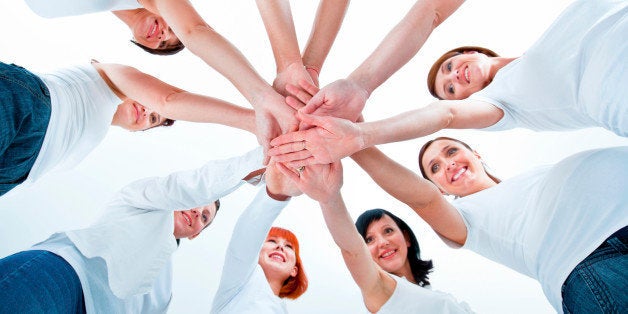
381,250,395,258
183,213,191,225
452,167,466,181
465,68,470,83
270,253,284,262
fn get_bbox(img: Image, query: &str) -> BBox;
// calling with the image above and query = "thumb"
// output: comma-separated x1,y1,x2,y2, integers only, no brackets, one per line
297,111,327,129
300,91,324,115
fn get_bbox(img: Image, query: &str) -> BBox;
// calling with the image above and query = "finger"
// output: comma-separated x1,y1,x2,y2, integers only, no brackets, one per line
296,112,327,129
270,131,306,147
286,96,306,111
286,156,319,168
286,84,314,105
277,162,301,183
298,79,320,96
271,150,313,163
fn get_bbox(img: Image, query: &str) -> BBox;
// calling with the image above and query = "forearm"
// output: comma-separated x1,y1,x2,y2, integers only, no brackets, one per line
319,193,365,254
351,147,436,209
347,0,464,94
256,0,303,72
301,0,350,72
361,103,453,148
161,93,256,133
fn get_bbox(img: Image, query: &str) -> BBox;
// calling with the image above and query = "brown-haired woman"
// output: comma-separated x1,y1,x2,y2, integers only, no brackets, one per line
267,0,626,168
348,138,627,313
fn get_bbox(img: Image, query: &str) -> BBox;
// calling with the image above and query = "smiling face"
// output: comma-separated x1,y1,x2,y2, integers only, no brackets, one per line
364,214,411,276
129,9,180,50
111,99,168,131
173,204,217,240
434,51,493,100
258,235,298,281
420,139,495,197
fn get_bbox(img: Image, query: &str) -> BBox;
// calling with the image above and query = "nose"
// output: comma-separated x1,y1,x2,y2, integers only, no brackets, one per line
446,159,456,170
376,236,389,248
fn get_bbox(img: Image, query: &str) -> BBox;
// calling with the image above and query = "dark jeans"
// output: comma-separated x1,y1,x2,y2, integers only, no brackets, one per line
0,250,86,314
562,226,628,314
0,62,51,196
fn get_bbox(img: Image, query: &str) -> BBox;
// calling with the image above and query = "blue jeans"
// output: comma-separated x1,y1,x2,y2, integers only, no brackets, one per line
0,62,51,196
562,226,628,314
0,250,86,314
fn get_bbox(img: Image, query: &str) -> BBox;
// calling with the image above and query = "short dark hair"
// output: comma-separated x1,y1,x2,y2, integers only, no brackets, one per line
355,208,433,286
131,40,185,56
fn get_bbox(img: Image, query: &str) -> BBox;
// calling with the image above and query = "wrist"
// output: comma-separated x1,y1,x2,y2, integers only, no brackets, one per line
346,72,374,98
304,65,320,76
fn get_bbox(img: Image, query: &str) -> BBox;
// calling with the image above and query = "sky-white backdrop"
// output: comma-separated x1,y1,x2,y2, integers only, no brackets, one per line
1,1,626,313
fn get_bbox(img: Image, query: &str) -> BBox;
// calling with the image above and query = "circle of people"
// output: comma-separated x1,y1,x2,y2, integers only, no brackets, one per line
1,0,626,313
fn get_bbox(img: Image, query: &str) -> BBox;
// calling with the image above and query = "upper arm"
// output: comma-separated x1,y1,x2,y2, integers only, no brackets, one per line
442,99,503,129
148,0,209,37
94,63,183,112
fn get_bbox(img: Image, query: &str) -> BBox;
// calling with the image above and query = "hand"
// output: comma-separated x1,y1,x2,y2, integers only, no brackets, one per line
253,90,299,163
273,62,316,97
265,161,303,200
305,66,319,87
277,161,343,203
301,79,369,122
268,112,364,167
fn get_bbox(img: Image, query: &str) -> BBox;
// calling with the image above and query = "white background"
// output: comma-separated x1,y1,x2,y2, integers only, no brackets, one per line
0,0,626,313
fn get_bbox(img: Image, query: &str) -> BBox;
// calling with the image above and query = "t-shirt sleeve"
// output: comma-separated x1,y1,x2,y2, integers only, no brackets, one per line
468,94,516,131
118,147,263,211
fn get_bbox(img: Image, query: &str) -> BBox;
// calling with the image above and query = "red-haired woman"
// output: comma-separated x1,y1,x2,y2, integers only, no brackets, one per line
211,164,308,313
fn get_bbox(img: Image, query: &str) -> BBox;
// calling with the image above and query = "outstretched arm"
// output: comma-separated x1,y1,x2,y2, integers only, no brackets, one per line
141,0,297,153
301,0,465,120
269,81,503,167
94,63,255,133
351,147,467,245
277,162,396,312
301,0,350,86
255,0,315,95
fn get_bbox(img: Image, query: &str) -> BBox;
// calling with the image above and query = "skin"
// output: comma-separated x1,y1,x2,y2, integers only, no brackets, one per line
434,52,516,100
110,99,168,131
114,9,180,50
92,62,256,133
420,139,496,196
258,235,298,295
268,80,503,168
297,0,465,121
364,215,414,282
173,203,217,240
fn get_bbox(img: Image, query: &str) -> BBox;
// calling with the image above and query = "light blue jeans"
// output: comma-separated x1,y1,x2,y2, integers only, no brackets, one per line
0,250,86,314
561,226,628,314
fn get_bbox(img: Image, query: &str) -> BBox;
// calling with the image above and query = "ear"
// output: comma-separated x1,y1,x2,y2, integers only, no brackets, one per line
473,150,482,159
290,266,298,278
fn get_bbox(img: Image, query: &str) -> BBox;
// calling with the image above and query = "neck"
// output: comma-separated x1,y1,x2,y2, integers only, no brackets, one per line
266,275,285,297
393,259,416,284
488,56,518,81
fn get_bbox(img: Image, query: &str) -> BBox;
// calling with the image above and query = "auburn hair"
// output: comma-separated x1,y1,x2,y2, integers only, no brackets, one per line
268,227,308,299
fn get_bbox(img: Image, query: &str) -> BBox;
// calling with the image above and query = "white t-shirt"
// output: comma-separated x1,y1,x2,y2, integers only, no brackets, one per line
24,0,142,18
32,147,264,313
377,274,473,314
211,188,290,314
471,0,627,136
452,146,628,312
26,64,121,183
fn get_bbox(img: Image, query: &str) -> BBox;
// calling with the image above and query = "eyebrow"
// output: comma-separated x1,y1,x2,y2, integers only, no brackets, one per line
428,145,451,169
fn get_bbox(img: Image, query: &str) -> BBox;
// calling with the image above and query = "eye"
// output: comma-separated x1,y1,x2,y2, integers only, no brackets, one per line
446,61,452,72
431,163,440,174
447,147,458,156
384,227,394,234
365,237,373,244
285,243,294,250
202,214,208,223
150,113,158,124
268,239,276,244
158,41,166,49
448,84,455,95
